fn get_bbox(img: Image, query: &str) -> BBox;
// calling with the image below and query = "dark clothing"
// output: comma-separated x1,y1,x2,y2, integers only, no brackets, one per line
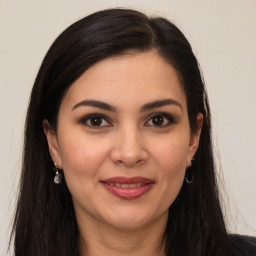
230,234,256,256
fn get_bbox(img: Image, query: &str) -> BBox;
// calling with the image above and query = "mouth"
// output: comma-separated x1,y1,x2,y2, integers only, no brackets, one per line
104,182,148,188
101,176,154,200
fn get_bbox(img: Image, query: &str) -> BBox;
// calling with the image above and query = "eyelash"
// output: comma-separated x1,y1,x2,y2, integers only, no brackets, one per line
79,112,176,128
145,112,176,127
79,113,112,128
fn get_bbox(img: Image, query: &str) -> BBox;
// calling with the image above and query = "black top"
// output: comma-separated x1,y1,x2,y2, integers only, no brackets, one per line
230,234,256,256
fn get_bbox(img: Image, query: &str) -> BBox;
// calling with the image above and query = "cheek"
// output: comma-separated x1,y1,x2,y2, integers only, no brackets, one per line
150,133,189,205
58,134,109,187
152,132,189,173
158,144,186,192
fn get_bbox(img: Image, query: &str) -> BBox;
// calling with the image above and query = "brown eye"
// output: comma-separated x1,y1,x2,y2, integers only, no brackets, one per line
152,115,164,126
145,113,175,127
80,114,112,128
89,117,103,126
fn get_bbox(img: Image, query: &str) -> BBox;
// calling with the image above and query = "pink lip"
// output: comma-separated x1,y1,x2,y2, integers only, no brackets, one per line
101,176,154,200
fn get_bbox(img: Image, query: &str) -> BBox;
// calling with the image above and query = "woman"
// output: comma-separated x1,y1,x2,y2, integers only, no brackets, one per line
11,8,255,256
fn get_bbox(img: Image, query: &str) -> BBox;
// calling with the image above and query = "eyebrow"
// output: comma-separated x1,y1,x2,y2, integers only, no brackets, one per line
72,100,117,112
140,99,183,112
72,98,182,112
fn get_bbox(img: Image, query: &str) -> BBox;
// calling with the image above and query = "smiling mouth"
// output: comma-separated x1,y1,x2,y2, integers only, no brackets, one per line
104,182,147,188
101,177,154,199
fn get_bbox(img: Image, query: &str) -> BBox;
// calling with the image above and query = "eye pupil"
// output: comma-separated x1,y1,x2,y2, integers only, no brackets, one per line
152,116,164,126
90,117,102,126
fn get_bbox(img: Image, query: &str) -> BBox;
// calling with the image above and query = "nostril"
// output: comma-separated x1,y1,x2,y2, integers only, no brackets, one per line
112,155,147,167
116,160,124,165
136,159,146,165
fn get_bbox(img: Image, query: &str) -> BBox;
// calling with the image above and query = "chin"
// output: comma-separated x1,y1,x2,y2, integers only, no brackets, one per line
102,208,167,231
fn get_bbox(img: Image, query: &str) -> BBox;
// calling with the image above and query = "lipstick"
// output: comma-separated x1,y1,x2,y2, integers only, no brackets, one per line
101,176,154,200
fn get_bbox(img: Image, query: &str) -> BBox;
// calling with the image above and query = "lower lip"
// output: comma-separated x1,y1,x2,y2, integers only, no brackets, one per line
102,183,154,199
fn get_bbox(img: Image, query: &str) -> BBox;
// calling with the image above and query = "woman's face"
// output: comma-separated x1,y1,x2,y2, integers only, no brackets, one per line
44,51,202,231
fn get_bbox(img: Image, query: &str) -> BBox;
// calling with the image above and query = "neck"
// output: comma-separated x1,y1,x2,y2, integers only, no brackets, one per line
78,214,167,256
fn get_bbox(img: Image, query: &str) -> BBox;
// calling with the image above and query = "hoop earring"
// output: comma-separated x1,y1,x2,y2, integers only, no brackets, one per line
185,167,193,184
53,162,62,184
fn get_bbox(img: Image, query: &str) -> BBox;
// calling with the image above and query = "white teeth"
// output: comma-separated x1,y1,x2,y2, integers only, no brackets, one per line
107,182,147,188
128,183,138,188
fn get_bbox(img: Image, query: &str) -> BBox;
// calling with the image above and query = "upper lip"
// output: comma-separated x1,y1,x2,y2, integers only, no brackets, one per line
101,176,154,184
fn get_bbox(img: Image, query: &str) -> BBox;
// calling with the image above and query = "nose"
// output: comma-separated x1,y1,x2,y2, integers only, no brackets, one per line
110,126,148,168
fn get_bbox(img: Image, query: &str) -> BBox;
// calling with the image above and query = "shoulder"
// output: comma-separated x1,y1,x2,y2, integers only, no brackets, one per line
229,234,256,256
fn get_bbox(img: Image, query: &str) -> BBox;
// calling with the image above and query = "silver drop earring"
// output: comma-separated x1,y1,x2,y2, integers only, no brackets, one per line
54,162,62,184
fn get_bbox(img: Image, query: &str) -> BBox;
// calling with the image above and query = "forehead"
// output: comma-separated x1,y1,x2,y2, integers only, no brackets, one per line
61,51,186,110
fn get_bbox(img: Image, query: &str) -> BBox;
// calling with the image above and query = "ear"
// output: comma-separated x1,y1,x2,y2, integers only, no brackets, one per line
43,120,63,169
186,113,203,167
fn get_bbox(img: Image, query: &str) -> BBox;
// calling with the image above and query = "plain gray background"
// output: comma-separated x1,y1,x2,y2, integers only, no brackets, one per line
1,1,255,254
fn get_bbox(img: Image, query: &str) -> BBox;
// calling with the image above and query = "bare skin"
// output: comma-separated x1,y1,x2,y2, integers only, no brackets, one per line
78,210,167,256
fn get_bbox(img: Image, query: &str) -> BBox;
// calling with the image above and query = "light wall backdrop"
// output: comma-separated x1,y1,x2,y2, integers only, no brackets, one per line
0,0,255,254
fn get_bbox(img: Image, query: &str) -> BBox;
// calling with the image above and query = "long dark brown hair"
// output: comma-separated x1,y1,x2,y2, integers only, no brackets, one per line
11,8,241,256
